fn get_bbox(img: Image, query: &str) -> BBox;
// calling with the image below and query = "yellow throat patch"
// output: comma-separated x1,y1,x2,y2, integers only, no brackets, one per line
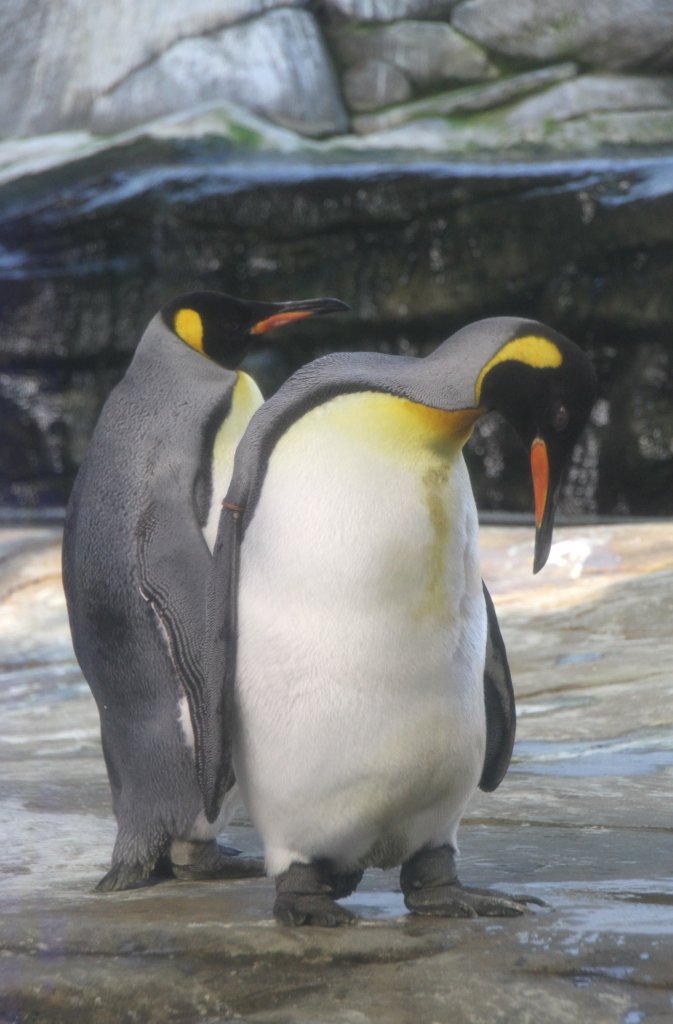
202,371,263,551
475,335,563,404
315,391,483,462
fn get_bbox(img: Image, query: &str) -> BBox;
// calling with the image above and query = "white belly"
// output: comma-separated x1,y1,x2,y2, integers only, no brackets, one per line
235,393,487,876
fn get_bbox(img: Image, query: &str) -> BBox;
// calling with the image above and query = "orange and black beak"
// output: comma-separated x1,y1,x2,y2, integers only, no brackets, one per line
248,297,350,336
530,436,561,574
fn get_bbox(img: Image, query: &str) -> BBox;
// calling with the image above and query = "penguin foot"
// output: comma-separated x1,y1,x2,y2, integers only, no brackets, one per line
170,839,265,881
274,893,357,927
273,861,359,927
403,883,532,918
330,866,365,901
96,861,153,893
400,844,545,918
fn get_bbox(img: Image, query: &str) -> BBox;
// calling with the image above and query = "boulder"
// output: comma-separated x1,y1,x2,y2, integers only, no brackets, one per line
452,0,673,71
0,366,120,508
352,63,577,133
343,59,413,112
321,1,458,23
343,107,673,153
91,9,348,137
333,20,497,87
598,341,673,515
548,109,673,151
0,0,296,137
507,74,673,126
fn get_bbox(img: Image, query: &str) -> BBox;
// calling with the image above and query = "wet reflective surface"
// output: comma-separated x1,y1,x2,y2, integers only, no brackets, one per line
1,523,672,1022
512,731,673,777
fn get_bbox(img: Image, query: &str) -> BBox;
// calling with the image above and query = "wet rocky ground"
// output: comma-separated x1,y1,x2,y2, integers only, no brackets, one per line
1,521,672,1023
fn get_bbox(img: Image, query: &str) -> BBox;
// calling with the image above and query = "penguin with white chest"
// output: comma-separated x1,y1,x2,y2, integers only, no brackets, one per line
200,316,597,925
62,290,348,891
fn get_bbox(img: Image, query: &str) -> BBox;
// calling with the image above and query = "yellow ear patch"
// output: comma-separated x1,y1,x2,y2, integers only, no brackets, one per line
174,308,204,353
475,335,563,403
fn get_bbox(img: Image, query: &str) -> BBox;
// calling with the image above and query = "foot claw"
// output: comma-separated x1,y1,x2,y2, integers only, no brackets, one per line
400,845,545,919
510,893,549,908
274,893,357,928
405,883,532,918
96,862,152,893
171,840,265,881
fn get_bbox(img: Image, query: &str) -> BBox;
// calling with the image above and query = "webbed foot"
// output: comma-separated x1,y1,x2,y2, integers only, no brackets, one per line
404,883,533,917
401,844,545,918
273,861,360,927
170,839,265,881
96,861,152,892
274,892,357,927
329,865,364,900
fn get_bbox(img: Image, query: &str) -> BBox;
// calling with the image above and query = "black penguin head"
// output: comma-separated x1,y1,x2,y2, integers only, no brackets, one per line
476,322,597,574
161,291,349,369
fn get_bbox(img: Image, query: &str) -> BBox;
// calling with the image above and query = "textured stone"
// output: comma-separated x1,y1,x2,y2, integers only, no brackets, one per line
601,342,673,514
342,59,413,111
352,62,577,133
344,106,673,154
322,0,458,23
549,109,673,150
0,0,296,136
0,368,119,508
2,144,673,513
333,20,498,87
452,0,673,71
90,9,348,137
0,106,309,190
507,74,673,126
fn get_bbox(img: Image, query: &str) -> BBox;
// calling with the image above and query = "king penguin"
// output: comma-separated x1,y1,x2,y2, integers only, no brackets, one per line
201,316,597,925
62,289,348,891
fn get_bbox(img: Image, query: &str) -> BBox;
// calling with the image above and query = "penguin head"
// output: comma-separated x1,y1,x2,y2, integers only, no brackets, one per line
161,291,349,369
473,320,597,574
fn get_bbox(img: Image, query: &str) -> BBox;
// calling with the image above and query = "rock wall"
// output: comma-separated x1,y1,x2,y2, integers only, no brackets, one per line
3,0,673,151
2,143,673,516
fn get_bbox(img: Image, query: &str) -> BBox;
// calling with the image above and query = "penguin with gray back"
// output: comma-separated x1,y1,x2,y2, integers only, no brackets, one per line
202,316,596,925
62,290,348,891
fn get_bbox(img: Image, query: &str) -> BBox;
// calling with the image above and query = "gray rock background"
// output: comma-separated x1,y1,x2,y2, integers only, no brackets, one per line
1,0,673,514
4,0,673,143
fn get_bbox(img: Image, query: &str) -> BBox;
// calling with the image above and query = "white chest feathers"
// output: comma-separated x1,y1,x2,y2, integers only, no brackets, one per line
202,371,263,552
235,391,488,875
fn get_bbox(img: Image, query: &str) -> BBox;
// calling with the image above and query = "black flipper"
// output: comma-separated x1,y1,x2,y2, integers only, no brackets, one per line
479,581,516,792
136,501,230,814
199,500,244,822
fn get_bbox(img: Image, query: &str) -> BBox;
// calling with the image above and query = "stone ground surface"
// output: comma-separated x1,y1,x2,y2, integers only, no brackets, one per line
1,521,672,1023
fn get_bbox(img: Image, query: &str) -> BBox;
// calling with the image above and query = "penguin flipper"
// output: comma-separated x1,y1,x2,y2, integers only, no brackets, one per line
479,581,516,792
199,500,244,822
137,501,230,816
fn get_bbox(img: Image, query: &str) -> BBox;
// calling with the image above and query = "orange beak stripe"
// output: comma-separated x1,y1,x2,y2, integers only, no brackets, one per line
531,437,549,528
250,310,314,335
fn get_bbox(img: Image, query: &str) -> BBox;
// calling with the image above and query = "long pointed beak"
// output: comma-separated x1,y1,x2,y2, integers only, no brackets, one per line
249,297,350,335
530,437,558,574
